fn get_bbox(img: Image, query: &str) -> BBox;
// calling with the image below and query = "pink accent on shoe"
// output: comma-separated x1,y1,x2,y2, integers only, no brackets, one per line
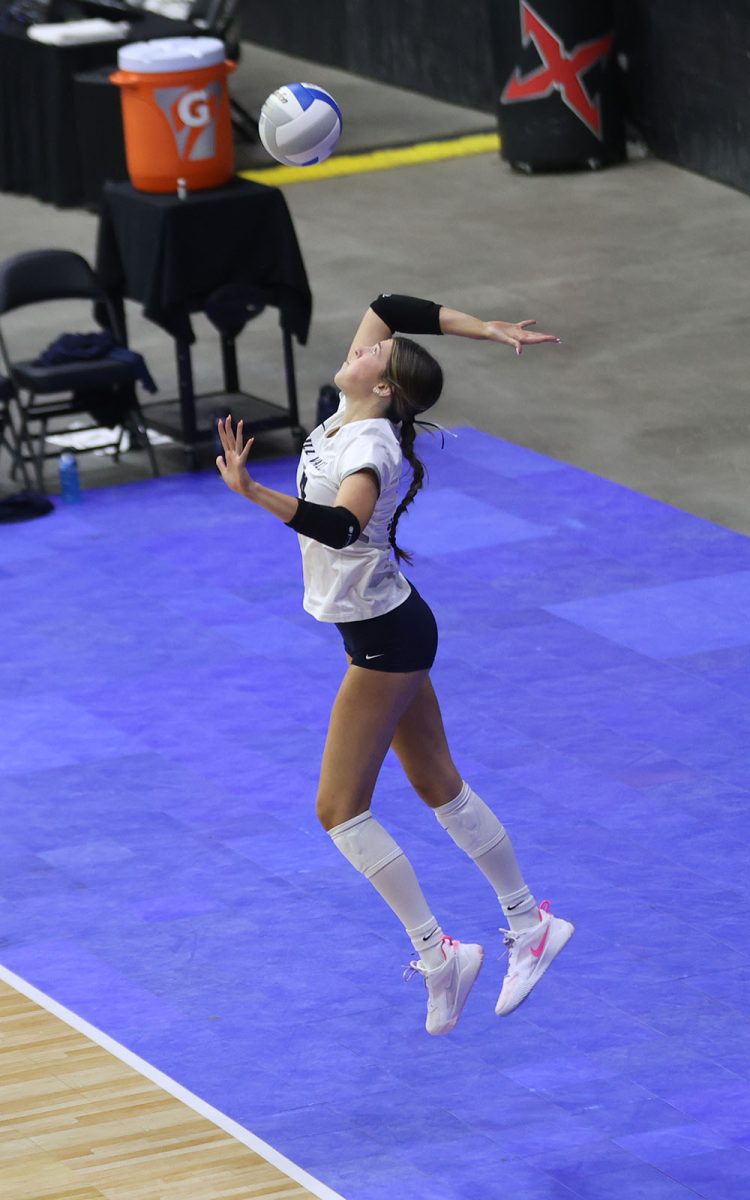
530,901,552,958
440,935,459,961
530,925,550,958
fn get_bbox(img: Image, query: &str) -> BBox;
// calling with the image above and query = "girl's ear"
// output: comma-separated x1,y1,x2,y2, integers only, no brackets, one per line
373,380,393,398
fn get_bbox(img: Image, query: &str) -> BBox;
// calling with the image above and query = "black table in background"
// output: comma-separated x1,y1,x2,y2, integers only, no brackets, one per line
96,177,313,466
0,11,195,207
73,64,129,205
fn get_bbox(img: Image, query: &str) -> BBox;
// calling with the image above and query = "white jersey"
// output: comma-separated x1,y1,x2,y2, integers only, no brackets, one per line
294,394,410,622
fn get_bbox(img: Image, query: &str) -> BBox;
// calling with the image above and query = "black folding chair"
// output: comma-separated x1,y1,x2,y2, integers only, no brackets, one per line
0,248,159,490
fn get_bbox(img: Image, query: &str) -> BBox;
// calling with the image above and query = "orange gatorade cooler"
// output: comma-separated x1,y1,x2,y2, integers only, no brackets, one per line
111,37,235,193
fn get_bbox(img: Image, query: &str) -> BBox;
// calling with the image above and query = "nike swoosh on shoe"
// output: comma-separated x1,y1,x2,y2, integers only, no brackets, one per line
530,925,550,958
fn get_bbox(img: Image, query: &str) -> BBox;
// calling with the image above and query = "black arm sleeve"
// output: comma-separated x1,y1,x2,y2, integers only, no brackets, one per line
369,293,443,336
286,499,361,548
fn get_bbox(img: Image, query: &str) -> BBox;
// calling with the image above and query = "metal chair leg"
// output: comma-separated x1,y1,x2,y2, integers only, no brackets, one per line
11,394,47,489
1,409,32,489
14,420,32,490
32,413,47,492
129,403,160,477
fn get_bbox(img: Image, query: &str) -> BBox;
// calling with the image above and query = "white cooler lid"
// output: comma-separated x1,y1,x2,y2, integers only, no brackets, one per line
117,36,225,73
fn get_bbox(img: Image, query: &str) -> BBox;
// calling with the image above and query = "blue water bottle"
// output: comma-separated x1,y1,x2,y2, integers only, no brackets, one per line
58,452,82,503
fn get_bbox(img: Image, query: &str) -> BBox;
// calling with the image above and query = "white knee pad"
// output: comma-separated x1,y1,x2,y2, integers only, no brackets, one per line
329,811,404,879
435,781,507,859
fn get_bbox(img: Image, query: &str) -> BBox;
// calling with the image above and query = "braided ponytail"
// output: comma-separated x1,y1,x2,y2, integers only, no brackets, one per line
383,337,443,565
389,417,424,565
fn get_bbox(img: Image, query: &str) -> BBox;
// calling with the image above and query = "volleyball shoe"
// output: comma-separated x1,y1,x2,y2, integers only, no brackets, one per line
405,935,484,1035
495,900,574,1017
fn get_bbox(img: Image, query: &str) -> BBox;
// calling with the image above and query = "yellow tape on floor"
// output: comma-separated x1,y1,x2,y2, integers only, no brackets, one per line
238,131,501,186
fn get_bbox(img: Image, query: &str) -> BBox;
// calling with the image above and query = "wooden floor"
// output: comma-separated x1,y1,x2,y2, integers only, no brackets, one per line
0,980,322,1200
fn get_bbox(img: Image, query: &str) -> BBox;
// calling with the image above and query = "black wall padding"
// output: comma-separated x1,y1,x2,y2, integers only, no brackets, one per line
615,0,750,192
241,0,497,113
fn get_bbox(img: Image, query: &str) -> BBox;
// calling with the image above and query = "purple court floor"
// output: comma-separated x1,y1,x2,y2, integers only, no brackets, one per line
2,426,750,1200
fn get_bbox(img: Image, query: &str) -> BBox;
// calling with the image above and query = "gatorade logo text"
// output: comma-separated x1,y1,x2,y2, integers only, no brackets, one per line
155,82,223,160
177,90,212,129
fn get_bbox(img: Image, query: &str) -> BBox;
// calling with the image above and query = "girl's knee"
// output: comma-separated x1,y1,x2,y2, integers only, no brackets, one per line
316,790,370,831
316,794,338,831
410,766,463,809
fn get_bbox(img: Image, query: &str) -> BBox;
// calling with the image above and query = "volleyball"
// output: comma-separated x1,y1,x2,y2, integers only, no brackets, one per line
258,82,343,167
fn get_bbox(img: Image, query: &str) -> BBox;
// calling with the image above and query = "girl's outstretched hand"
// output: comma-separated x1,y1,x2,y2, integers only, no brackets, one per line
486,319,561,356
216,416,255,496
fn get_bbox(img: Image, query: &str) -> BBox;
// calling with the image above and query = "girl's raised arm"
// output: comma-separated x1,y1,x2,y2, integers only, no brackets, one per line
347,294,560,358
345,306,393,363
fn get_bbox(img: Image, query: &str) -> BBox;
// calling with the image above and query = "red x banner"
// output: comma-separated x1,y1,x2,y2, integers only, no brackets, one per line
501,1,614,139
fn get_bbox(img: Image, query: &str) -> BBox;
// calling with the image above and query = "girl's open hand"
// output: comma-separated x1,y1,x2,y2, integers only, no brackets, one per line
216,416,255,496
486,319,561,356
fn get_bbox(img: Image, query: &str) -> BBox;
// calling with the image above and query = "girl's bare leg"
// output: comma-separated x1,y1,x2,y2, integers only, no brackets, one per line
316,664,427,830
389,676,462,807
391,677,538,932
318,664,485,1032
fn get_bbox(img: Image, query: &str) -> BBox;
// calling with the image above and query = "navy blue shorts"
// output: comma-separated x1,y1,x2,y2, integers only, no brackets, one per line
336,585,438,673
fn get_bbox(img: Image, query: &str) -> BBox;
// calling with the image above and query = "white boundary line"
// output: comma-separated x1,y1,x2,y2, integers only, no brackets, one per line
0,962,346,1200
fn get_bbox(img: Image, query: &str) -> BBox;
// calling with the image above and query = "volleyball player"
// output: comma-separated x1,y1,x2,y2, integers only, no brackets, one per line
216,294,574,1035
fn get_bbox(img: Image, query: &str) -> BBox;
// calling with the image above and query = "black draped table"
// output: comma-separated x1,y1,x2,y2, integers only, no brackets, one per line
96,177,313,466
0,11,195,207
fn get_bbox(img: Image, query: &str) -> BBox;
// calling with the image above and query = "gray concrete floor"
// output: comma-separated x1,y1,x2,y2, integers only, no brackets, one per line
2,42,750,535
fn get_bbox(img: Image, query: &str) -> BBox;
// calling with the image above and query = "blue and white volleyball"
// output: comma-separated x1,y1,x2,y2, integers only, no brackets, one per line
258,82,343,166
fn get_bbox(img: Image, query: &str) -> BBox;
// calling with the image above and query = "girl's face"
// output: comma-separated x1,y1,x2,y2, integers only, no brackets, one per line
334,338,394,398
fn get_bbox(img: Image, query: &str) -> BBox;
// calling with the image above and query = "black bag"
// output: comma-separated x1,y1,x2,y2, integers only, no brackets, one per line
0,490,54,522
